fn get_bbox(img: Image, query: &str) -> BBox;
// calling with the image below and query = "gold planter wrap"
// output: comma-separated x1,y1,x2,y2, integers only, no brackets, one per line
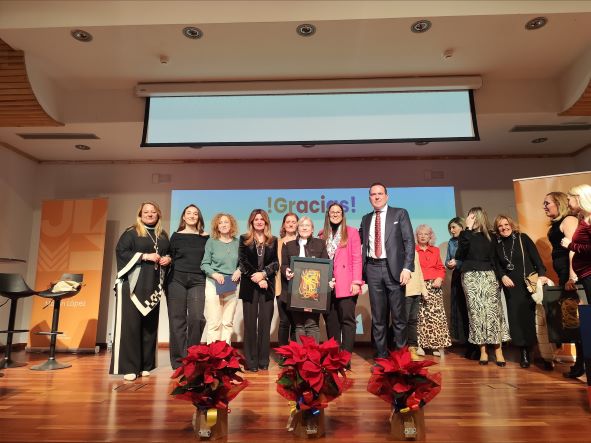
290,408,326,439
389,408,425,441
192,408,228,440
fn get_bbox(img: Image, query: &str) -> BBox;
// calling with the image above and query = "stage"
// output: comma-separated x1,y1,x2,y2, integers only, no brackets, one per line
0,347,589,442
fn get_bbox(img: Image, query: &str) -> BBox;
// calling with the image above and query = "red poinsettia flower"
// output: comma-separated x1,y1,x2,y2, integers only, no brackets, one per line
367,346,441,412
274,337,352,410
171,341,248,410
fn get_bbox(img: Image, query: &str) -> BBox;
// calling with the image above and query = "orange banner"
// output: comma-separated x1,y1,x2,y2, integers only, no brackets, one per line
28,199,108,352
514,171,591,283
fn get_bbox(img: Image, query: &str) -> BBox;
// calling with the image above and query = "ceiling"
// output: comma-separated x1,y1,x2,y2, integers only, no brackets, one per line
0,1,590,163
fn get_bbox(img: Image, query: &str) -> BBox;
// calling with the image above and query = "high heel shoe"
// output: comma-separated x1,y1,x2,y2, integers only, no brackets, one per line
479,353,489,365
496,360,506,367
520,347,530,368
563,364,584,378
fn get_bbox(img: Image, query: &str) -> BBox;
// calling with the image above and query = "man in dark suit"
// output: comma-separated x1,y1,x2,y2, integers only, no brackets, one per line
360,183,415,358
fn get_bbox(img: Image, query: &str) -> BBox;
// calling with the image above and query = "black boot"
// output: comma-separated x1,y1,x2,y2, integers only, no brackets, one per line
520,347,530,368
563,342,585,378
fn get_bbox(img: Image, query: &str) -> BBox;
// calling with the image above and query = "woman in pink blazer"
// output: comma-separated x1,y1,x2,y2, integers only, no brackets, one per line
320,203,364,354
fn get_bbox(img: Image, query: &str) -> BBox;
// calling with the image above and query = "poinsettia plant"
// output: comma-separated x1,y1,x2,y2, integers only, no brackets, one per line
367,347,441,413
275,337,352,412
171,341,249,410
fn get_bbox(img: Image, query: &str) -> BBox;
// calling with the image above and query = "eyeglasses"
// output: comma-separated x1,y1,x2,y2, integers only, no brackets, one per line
329,211,342,215
543,201,552,207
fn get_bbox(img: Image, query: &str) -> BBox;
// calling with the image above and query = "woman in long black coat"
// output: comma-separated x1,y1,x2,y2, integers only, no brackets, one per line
492,215,547,368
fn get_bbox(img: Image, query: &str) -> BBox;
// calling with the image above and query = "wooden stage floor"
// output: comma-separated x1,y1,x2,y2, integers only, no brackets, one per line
0,347,589,442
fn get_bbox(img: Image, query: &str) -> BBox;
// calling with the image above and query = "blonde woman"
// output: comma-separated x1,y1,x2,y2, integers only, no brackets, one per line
110,202,171,381
405,254,428,361
238,209,279,372
201,213,241,344
561,184,591,378
456,207,510,366
415,224,451,357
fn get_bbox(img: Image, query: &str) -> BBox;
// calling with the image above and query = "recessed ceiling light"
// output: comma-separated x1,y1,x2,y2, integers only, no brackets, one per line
301,144,316,148
75,144,91,150
531,137,548,144
71,29,93,42
525,16,547,30
188,145,203,149
411,20,431,33
182,26,203,39
296,24,316,37
415,141,429,146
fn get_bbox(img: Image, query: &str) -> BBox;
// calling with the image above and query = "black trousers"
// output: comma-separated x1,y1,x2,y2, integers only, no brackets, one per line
450,269,470,344
405,295,420,347
277,298,296,346
366,260,407,357
325,295,358,352
166,270,206,369
242,289,274,369
110,281,159,375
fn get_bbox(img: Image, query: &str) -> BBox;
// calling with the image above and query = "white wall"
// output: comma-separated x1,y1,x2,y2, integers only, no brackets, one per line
0,148,38,346
19,155,576,346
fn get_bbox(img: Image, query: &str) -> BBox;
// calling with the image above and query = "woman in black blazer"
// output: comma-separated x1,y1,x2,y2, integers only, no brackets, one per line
282,216,329,343
238,209,278,372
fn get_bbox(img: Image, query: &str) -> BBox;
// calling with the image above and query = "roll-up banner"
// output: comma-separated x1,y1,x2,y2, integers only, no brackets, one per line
28,199,108,352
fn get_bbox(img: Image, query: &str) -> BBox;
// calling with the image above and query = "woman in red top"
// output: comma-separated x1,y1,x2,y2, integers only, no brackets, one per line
562,184,591,298
415,224,451,357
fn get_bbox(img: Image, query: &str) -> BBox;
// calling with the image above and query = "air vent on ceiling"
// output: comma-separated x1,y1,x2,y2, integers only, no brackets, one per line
510,124,590,132
17,133,100,140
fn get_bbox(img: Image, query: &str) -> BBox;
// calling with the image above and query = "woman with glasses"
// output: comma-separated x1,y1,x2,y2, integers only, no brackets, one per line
320,203,363,354
282,216,329,343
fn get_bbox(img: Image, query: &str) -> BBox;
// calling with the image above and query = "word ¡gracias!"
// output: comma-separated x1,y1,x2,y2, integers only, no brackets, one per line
267,195,356,214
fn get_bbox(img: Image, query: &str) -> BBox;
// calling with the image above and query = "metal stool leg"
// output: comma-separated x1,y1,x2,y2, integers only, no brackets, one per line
31,298,71,371
0,298,27,368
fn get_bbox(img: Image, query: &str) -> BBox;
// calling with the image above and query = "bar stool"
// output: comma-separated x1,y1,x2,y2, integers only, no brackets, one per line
31,273,83,371
0,273,38,369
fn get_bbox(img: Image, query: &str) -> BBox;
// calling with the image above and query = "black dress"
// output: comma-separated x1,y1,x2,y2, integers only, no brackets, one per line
110,227,170,375
547,217,570,285
493,233,546,347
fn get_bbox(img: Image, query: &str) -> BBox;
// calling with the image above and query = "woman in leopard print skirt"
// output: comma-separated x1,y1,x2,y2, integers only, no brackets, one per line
415,224,451,356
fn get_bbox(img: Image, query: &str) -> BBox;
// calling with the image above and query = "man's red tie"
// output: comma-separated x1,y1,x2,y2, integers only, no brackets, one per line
374,210,382,258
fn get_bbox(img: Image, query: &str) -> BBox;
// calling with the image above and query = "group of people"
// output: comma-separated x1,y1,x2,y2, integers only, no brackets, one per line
108,182,591,381
109,198,363,379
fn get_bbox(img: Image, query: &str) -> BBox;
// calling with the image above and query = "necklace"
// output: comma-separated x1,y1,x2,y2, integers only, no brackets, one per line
255,239,264,257
145,229,158,253
500,235,515,271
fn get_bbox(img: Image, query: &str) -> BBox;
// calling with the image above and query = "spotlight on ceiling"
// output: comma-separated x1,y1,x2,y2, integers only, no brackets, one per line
71,29,93,42
75,144,91,150
301,144,316,148
296,24,316,37
415,141,429,146
525,16,547,30
183,26,203,39
411,20,431,33
531,137,548,144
